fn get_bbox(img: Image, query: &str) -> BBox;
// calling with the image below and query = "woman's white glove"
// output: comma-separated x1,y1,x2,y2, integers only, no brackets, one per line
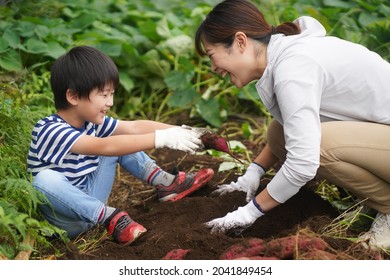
205,199,264,234
155,126,203,154
212,163,265,202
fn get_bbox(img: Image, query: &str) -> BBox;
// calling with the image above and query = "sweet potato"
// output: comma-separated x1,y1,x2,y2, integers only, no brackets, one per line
264,235,328,259
298,248,338,260
234,256,279,260
162,249,190,260
220,238,265,260
201,132,243,163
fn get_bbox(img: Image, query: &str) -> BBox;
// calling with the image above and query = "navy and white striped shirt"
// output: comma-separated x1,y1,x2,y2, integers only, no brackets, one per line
27,114,118,186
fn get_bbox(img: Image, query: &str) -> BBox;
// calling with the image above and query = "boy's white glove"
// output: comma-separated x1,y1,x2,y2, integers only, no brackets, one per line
181,124,211,136
212,163,265,202
205,199,264,234
155,126,203,154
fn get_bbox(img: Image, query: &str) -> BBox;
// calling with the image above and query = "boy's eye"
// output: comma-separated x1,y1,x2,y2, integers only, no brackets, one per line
100,89,115,96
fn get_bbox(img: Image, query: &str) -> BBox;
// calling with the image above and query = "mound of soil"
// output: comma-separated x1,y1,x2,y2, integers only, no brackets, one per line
56,146,386,260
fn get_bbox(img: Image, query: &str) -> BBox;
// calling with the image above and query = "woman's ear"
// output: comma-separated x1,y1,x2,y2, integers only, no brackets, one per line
235,32,247,50
65,89,79,106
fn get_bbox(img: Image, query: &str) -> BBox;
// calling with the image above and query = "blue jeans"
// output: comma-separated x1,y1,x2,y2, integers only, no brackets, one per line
33,152,154,238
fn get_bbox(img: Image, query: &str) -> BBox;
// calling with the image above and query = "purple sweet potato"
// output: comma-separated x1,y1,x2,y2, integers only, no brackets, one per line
220,238,265,260
201,132,243,163
162,248,190,260
264,235,329,259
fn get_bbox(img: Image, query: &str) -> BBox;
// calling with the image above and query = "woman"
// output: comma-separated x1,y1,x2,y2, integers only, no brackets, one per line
195,0,390,250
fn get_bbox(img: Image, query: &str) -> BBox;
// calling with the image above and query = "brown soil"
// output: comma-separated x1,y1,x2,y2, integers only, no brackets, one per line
53,148,387,260
40,116,389,260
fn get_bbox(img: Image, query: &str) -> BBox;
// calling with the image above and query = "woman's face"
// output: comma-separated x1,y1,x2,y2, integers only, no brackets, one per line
203,37,265,88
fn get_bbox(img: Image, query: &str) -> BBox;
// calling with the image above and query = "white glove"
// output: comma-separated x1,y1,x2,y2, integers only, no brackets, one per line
205,199,264,235
212,163,265,202
181,124,212,134
155,127,202,154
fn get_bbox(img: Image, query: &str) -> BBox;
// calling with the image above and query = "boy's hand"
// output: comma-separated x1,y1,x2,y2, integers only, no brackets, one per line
181,125,211,136
155,127,203,154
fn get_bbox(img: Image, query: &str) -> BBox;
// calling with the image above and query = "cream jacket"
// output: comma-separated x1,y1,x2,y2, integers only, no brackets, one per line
256,16,390,203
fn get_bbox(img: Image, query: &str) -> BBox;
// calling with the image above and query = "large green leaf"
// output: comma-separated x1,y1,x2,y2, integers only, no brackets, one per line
119,71,135,92
168,87,200,107
70,12,97,29
0,37,9,53
24,38,48,54
2,29,20,48
95,42,122,57
164,70,194,90
0,49,22,71
45,41,66,59
197,98,222,127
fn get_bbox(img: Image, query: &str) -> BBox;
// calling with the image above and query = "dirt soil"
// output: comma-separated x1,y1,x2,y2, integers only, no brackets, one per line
51,124,388,261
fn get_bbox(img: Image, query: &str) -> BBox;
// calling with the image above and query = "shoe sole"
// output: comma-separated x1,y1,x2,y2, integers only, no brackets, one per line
163,168,214,202
120,227,147,246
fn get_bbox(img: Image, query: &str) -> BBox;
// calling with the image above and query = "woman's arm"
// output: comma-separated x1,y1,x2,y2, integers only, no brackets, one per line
252,144,281,212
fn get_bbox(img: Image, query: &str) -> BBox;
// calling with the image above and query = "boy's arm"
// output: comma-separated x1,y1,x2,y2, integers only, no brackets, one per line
112,120,175,135
70,133,156,156
70,124,204,156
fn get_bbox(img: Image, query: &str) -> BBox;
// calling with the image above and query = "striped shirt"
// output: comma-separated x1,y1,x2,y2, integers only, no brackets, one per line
27,114,118,186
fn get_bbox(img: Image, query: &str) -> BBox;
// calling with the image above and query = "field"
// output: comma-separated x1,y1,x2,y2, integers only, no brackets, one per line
45,118,388,261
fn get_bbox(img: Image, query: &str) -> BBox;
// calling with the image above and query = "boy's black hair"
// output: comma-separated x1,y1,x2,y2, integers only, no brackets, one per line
50,46,120,110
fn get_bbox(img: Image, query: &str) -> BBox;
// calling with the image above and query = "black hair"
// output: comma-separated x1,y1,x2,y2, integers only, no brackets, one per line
50,46,119,110
195,0,300,56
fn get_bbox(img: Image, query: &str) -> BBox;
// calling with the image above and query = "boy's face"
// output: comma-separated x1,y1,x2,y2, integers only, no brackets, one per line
78,86,115,125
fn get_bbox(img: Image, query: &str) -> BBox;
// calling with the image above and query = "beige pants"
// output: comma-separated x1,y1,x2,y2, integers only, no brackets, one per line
267,119,390,213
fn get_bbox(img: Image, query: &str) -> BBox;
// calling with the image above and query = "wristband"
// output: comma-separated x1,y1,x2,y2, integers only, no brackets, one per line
252,161,267,172
252,198,265,214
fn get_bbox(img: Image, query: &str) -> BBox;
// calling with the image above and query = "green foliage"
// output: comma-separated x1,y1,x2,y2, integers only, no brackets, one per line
291,0,390,60
0,85,68,259
0,0,389,258
0,0,266,126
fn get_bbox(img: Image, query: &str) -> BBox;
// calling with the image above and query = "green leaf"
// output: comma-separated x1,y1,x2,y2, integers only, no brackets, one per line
0,37,9,53
2,29,20,48
34,25,50,39
197,98,222,127
358,12,379,27
241,122,253,138
24,38,48,54
95,42,122,57
168,87,200,107
159,34,193,55
177,56,195,72
323,0,356,9
15,21,36,37
140,49,170,76
164,70,193,90
139,19,160,41
119,71,135,92
218,161,239,172
155,17,171,38
71,13,97,29
0,49,22,71
229,140,247,151
45,41,66,59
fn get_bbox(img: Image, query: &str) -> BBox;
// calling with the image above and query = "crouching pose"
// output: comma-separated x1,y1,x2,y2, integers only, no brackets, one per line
196,0,390,251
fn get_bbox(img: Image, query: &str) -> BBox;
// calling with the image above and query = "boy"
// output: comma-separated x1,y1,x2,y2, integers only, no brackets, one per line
27,46,214,245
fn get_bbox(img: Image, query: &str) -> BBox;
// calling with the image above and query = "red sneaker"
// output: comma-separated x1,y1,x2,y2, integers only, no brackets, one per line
157,168,214,202
105,210,147,245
